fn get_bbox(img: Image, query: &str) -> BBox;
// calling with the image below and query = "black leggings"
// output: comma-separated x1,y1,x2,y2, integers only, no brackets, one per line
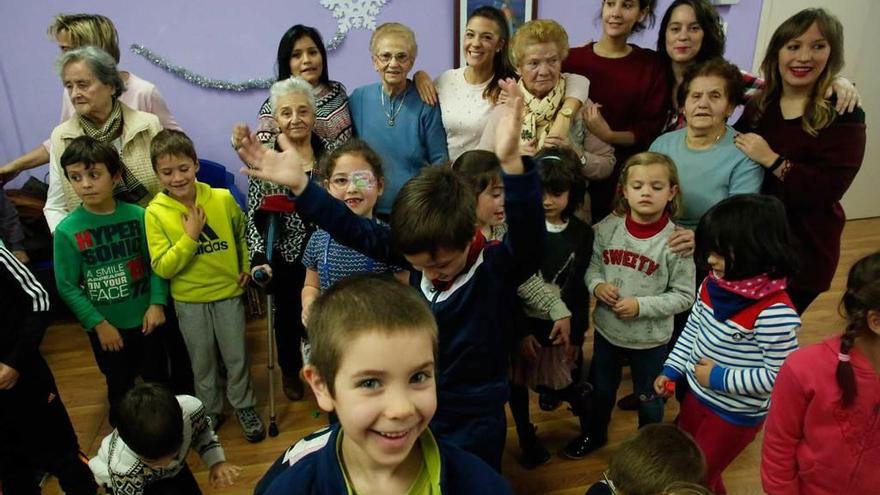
267,260,307,378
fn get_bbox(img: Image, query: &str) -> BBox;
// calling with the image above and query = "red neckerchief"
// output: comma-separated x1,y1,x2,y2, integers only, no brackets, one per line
709,271,788,300
431,230,485,292
625,212,670,239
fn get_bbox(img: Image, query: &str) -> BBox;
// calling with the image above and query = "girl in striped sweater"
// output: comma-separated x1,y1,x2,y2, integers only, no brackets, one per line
654,194,801,494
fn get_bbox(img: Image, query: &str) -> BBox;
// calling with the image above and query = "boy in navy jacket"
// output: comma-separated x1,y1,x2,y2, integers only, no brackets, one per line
258,275,512,494
239,79,541,471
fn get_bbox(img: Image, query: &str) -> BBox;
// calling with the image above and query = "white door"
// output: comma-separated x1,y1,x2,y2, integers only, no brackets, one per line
753,0,879,219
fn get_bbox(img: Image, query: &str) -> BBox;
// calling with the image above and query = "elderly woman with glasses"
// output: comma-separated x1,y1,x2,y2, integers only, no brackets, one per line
348,22,449,218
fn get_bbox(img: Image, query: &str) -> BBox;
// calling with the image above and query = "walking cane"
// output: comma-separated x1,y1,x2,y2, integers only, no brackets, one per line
253,213,280,437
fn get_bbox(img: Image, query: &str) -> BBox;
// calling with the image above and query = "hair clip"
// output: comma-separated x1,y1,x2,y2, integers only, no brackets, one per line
838,352,851,363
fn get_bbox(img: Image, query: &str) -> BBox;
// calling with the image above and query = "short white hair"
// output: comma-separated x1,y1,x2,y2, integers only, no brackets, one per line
269,76,316,114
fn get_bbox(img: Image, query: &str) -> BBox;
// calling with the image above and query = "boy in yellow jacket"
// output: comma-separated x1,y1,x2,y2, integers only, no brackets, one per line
145,130,264,443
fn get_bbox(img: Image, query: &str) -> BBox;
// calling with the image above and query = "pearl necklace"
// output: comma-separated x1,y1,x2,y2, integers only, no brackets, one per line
379,84,405,127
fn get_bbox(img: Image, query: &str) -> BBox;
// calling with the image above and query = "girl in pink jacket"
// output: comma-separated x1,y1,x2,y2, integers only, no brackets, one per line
762,251,880,494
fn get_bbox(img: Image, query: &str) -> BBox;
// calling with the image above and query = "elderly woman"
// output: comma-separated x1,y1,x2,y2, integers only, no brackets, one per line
348,22,448,217
44,46,162,232
411,6,589,161
243,77,324,401
734,8,866,315
650,57,763,230
0,13,178,181
242,25,352,152
479,19,615,219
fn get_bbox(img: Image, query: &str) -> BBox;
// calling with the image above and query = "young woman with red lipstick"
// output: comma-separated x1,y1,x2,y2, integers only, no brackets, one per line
734,8,867,315
656,0,860,133
562,0,669,222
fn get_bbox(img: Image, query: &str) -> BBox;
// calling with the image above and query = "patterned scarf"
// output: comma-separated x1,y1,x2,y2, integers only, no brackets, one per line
706,272,788,322
518,77,566,148
79,99,149,204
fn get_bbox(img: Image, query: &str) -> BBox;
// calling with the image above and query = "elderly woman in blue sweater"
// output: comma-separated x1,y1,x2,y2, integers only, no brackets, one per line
649,57,764,230
348,22,449,218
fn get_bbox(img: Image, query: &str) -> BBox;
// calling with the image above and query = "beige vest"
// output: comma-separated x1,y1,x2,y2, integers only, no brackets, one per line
49,102,163,211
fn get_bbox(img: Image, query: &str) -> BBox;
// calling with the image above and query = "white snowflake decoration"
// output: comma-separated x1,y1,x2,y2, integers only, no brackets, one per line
320,0,390,48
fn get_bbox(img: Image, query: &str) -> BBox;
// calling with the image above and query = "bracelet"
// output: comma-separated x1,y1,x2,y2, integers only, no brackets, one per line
768,155,785,173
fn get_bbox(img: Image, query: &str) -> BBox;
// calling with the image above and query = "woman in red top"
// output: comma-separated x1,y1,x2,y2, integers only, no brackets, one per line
734,8,866,314
562,0,668,221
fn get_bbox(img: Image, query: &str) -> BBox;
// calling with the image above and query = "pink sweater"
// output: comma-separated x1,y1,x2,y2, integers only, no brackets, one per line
762,336,880,495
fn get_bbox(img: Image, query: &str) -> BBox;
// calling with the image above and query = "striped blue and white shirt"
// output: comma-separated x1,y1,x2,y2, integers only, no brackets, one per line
662,283,801,425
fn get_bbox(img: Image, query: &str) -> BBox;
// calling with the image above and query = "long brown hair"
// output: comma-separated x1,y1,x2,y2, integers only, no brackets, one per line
752,8,844,136
836,252,880,407
468,6,516,104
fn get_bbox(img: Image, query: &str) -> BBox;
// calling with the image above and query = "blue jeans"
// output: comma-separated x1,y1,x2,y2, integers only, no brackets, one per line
587,332,667,439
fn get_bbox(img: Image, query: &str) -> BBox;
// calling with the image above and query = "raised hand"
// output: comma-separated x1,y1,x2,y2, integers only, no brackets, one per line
237,126,310,194
494,78,525,175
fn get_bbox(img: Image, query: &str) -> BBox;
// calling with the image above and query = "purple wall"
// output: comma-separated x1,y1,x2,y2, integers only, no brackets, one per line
0,0,763,191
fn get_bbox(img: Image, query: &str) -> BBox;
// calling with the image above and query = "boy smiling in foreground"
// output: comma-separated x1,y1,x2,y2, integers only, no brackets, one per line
260,275,511,494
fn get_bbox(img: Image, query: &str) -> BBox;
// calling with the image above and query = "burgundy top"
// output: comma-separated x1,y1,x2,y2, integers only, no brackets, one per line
735,101,866,293
562,43,669,152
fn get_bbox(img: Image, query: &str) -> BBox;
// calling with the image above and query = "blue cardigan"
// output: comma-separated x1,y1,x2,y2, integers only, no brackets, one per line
349,82,449,215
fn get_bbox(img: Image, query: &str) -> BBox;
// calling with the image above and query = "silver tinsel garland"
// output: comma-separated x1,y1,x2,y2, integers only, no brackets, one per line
129,44,275,92
129,0,388,91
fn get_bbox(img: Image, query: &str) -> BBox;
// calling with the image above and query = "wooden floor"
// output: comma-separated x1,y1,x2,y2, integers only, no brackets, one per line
41,218,879,495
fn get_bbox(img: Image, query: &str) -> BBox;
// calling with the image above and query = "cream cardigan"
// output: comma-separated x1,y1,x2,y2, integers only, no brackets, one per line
45,102,162,232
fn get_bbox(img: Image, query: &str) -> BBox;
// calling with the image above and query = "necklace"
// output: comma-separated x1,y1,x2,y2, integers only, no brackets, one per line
380,85,405,126
685,127,725,150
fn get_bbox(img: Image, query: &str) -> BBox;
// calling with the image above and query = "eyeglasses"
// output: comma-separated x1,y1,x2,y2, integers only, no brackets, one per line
375,52,412,64
328,170,377,191
602,470,618,495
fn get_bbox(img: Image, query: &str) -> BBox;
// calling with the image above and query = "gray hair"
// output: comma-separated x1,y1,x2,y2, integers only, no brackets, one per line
269,77,316,114
56,46,125,98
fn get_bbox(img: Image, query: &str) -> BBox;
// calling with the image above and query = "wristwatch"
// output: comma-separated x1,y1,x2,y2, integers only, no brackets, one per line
560,107,574,119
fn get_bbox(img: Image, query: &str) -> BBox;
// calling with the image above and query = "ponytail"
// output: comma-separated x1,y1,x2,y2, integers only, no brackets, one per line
835,306,860,406
836,252,880,407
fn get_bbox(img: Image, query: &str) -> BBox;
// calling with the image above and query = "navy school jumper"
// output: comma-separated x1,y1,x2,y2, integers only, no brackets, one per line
256,423,513,494
289,158,544,469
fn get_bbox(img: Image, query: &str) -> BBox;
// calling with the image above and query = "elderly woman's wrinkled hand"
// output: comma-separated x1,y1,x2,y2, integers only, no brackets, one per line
668,226,695,257
231,123,249,150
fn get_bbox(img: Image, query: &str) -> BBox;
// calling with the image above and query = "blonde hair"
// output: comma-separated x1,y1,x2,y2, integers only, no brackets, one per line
753,8,844,136
509,19,569,67
612,151,683,220
47,13,120,63
370,22,418,59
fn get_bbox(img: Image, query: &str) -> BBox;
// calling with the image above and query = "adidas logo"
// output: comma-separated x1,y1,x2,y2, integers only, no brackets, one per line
196,223,229,254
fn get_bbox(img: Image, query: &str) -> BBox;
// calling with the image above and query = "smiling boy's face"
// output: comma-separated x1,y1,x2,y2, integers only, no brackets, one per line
306,329,437,470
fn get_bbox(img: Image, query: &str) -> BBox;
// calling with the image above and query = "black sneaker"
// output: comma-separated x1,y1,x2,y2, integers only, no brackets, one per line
207,413,226,432
616,392,640,411
282,374,305,401
517,425,551,469
561,434,606,460
539,391,562,411
236,407,266,443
